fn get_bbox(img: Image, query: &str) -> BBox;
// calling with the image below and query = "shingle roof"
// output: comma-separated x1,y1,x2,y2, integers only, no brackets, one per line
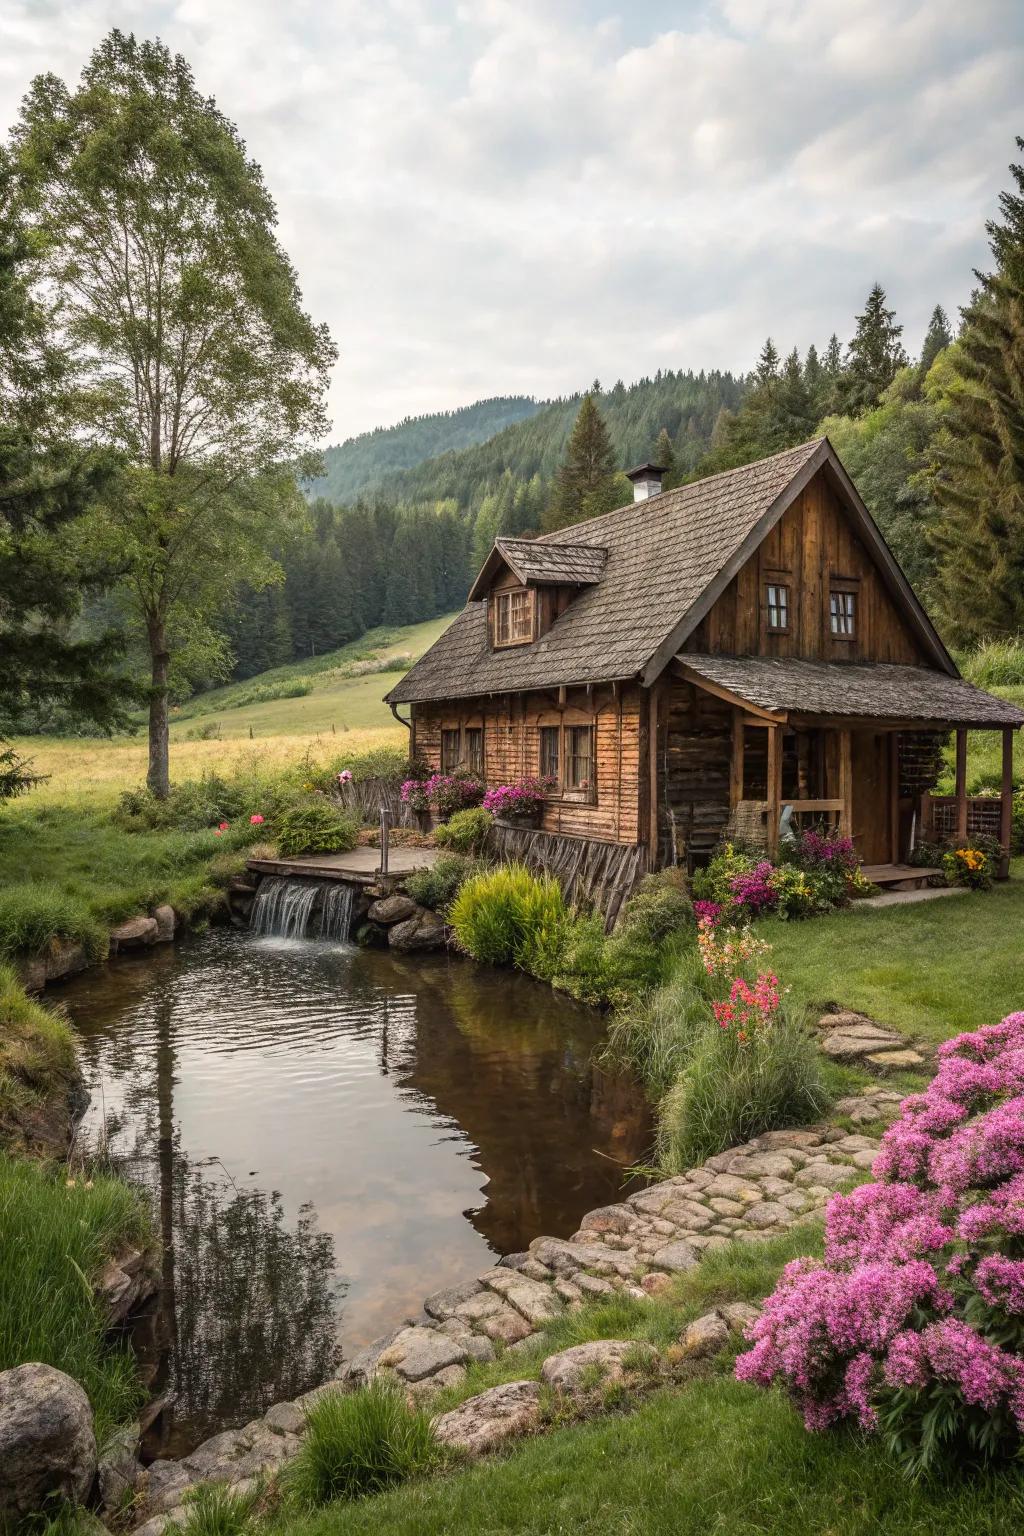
680,654,1024,728
389,437,830,704
495,537,607,587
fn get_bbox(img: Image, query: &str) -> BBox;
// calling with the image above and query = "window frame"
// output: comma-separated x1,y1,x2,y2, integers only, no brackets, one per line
765,580,791,634
464,726,484,776
829,587,857,641
493,586,536,648
563,723,597,803
440,727,462,774
539,724,560,784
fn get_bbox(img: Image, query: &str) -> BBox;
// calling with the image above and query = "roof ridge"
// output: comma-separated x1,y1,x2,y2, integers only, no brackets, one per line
535,436,826,546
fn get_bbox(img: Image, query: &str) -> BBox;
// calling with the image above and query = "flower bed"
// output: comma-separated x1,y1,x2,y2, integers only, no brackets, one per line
736,1010,1024,1476
693,830,874,920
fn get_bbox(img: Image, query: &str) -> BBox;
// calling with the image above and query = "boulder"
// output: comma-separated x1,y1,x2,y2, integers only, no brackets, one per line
388,911,446,951
539,1339,658,1392
355,1325,469,1385
367,894,418,925
153,905,177,943
97,1421,142,1512
433,1380,542,1456
678,1311,730,1358
648,1240,700,1273
110,916,158,950
0,1363,96,1524
96,1246,159,1326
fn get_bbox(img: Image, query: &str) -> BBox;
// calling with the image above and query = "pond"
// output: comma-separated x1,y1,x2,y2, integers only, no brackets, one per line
60,928,651,1455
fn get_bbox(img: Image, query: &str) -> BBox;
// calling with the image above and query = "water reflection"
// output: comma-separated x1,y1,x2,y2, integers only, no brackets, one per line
60,931,650,1450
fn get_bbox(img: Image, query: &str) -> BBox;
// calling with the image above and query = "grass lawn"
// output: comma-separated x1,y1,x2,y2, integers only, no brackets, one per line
761,865,1024,1046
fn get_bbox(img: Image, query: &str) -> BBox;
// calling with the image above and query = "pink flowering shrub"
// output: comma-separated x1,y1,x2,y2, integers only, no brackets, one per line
482,776,554,818
400,772,485,819
736,1011,1024,1475
711,972,782,1039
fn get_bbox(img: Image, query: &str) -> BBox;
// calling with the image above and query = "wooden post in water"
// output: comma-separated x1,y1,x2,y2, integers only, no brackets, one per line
379,806,391,877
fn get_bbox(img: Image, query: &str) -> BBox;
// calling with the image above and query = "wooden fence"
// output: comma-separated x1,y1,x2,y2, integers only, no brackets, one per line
488,823,648,928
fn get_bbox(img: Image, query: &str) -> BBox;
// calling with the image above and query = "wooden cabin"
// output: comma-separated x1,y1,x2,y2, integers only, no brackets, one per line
386,438,1023,905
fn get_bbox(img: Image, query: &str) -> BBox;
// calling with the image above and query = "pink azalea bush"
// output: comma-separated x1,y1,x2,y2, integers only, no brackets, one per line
736,1011,1024,1475
400,772,485,819
482,776,554,819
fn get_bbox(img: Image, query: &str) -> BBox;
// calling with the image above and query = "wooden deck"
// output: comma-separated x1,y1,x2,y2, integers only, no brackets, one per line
861,862,942,890
247,847,440,885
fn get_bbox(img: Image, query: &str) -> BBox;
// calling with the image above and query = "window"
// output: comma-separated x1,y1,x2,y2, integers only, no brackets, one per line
564,724,595,799
464,727,483,775
539,725,560,782
766,582,790,633
495,587,534,646
441,728,461,773
830,589,856,638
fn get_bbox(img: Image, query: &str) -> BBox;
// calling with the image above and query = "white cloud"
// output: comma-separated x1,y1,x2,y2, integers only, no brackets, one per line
0,0,1020,439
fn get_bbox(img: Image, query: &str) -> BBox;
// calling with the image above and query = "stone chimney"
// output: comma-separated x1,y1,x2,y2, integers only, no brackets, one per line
625,462,666,502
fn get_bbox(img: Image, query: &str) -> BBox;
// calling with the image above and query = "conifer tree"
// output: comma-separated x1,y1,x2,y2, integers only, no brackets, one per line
776,349,817,443
919,304,953,373
653,427,677,487
930,141,1024,641
842,284,908,413
544,395,620,531
802,344,825,416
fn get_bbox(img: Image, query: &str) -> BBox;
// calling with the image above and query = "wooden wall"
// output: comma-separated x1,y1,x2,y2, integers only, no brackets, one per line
683,468,928,665
656,682,732,866
411,683,643,845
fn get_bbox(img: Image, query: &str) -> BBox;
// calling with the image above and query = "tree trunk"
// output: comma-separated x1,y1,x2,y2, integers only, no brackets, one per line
147,613,171,798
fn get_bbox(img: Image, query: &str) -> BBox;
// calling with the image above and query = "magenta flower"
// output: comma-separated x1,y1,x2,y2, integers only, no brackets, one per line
250,813,264,825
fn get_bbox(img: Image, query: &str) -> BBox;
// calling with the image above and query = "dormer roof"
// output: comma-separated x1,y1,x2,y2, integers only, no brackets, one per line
466,536,608,601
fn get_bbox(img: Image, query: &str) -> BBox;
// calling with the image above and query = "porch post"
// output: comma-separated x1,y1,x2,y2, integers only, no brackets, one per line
999,726,1014,879
730,710,744,809
766,724,782,857
838,728,853,840
888,732,900,863
647,685,659,863
955,728,968,844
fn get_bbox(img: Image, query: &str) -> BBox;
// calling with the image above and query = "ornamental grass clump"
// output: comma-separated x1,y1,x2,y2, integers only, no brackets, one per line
284,1382,440,1508
736,1010,1024,1477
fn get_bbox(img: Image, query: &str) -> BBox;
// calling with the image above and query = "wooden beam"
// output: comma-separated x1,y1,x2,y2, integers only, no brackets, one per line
730,711,745,808
1000,726,1014,879
889,732,901,862
838,728,853,839
671,660,787,724
766,724,783,857
955,728,968,843
648,686,659,860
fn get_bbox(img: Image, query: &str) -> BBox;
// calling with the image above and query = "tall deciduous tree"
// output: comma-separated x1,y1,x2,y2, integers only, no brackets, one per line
0,145,131,790
930,141,1024,642
842,284,908,413
11,31,335,794
544,394,621,531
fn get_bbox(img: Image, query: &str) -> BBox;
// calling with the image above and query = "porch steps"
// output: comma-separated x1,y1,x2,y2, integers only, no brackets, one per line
860,863,943,892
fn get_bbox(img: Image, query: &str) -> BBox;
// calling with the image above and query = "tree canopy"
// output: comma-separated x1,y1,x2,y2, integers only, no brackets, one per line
543,394,624,532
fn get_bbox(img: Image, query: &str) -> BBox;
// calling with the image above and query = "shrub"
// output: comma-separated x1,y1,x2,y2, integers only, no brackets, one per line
691,844,755,904
404,854,477,913
275,798,359,858
401,771,484,820
657,1004,830,1170
617,870,693,946
434,807,493,854
736,1011,1024,1478
510,873,572,981
957,635,1024,688
450,863,568,968
943,844,994,889
332,745,410,784
284,1382,439,1508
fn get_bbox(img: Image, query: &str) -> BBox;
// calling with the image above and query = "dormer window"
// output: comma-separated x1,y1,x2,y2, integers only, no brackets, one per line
494,587,535,647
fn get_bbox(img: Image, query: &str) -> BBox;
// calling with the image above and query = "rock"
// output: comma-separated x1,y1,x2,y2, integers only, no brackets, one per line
679,1311,730,1358
540,1339,658,1393
518,1259,553,1282
0,1364,97,1524
20,940,91,992
367,894,418,925
263,1400,306,1436
816,1009,877,1032
433,1380,542,1456
574,1274,616,1298
743,1201,789,1229
388,911,446,951
96,1246,158,1326
529,1237,636,1279
373,1326,469,1383
132,1505,189,1536
577,1204,636,1237
648,1240,700,1273
866,1049,925,1069
423,1278,483,1321
720,1302,761,1332
640,1271,672,1297
480,1269,563,1326
819,1027,904,1061
794,1163,859,1190
436,1322,496,1364
97,1422,142,1512
110,916,158,950
153,905,177,943
405,1364,466,1404
660,1199,714,1231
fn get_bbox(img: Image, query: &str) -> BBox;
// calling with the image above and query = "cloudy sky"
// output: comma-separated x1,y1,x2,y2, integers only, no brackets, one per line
2,0,1021,442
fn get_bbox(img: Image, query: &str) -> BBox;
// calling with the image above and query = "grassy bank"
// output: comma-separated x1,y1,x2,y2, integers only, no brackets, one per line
0,962,80,1151
761,865,1024,1045
0,1150,149,1443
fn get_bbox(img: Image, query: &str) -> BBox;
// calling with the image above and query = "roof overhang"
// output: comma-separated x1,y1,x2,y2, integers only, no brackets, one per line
642,438,957,687
677,653,1024,730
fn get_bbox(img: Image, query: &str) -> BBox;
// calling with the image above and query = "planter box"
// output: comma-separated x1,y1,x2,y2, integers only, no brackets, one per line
495,810,543,831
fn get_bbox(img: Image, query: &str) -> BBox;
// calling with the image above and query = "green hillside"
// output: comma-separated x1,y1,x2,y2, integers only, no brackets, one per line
307,396,541,503
168,614,454,740
379,370,745,512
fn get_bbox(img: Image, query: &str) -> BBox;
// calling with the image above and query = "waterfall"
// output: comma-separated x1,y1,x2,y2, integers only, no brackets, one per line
250,878,319,940
316,882,354,942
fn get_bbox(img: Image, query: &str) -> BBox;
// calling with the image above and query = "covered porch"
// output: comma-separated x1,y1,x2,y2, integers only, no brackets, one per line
676,655,1023,878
